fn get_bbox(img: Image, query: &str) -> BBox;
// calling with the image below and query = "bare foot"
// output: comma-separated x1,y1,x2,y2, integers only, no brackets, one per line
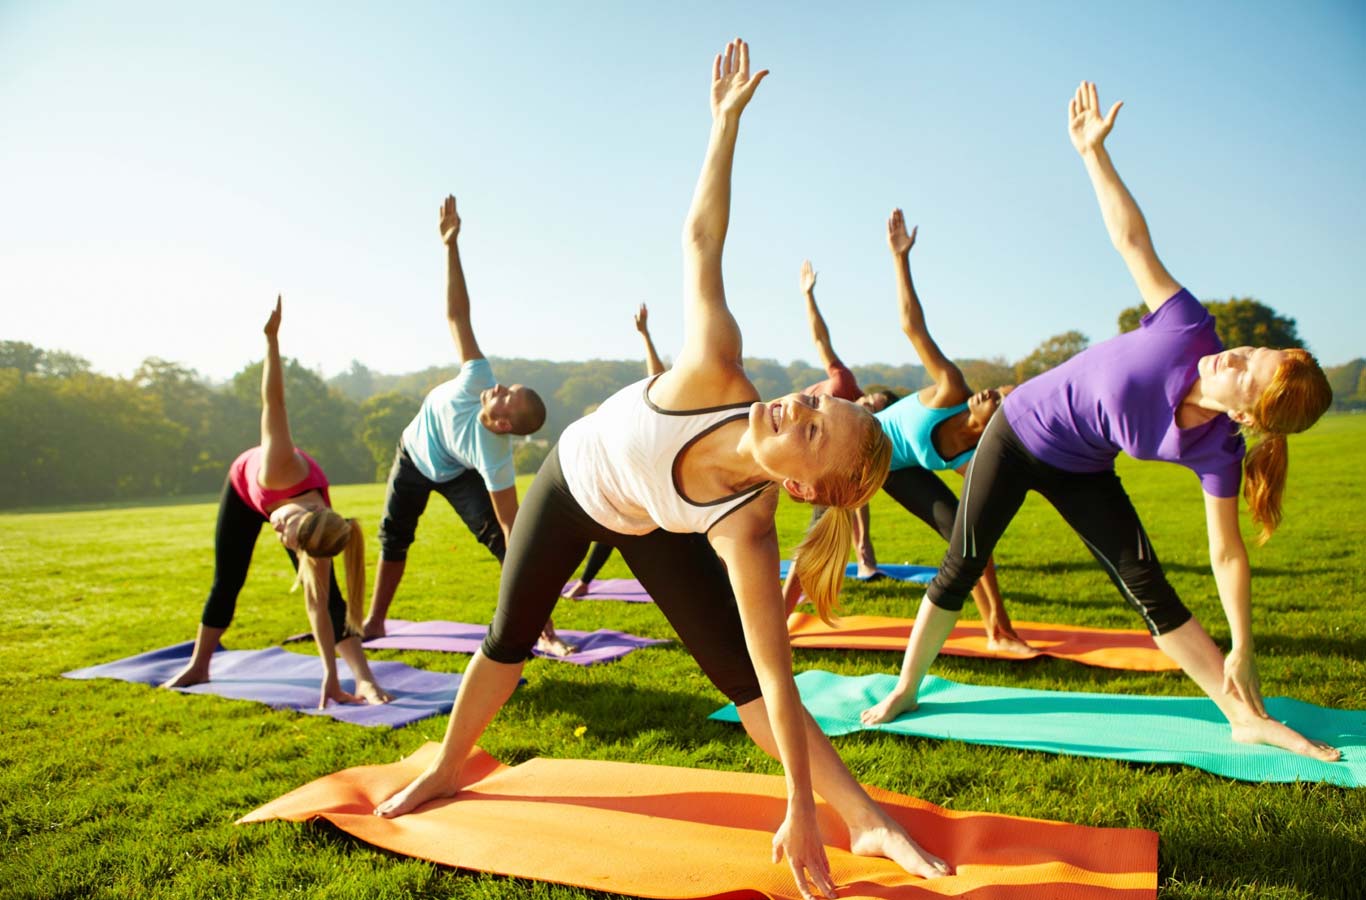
985,631,1039,656
861,688,918,726
1231,715,1340,762
356,679,393,704
161,664,209,689
849,821,953,879
858,569,887,582
362,619,386,641
374,764,461,818
536,633,577,657
564,580,589,600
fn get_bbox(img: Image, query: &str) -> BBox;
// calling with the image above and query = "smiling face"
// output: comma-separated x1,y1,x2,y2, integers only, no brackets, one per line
1196,346,1287,423
747,392,869,499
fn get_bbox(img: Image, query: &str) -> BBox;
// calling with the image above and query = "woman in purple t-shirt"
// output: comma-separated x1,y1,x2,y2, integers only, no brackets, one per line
863,82,1338,764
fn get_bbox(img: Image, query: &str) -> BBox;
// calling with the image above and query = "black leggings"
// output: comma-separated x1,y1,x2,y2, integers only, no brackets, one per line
881,466,960,542
482,446,762,706
576,542,615,583
925,413,1191,636
200,475,351,641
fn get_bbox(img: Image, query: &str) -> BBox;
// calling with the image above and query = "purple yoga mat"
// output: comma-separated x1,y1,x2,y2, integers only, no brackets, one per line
561,578,654,603
363,620,669,665
63,641,460,728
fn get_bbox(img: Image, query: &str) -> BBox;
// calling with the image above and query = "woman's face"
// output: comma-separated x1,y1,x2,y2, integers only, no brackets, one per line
1197,346,1285,419
748,392,867,498
269,503,310,550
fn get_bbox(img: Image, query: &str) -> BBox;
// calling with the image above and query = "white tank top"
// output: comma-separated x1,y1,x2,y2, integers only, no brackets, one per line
559,376,769,535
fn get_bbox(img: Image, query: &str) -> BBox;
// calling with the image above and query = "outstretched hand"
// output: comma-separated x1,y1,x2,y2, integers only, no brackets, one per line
1068,81,1122,155
799,260,817,295
710,38,769,122
886,209,917,256
634,302,650,333
263,295,282,339
439,194,461,245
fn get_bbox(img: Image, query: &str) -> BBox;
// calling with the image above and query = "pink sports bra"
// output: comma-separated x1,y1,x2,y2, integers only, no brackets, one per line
228,446,332,517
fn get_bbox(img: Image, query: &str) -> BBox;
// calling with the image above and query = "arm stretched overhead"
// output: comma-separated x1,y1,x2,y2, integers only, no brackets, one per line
886,209,968,397
440,195,485,362
258,297,309,488
634,303,667,376
1069,81,1180,314
799,260,839,370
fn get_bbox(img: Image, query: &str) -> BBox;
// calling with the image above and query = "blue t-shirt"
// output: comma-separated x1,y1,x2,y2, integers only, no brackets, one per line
1003,289,1245,497
401,358,516,490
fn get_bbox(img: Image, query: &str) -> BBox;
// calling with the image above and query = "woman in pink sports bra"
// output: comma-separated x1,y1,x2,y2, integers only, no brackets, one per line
162,298,390,709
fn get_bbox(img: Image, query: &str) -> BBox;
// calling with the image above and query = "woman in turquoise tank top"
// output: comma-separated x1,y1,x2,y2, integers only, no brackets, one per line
868,210,1032,655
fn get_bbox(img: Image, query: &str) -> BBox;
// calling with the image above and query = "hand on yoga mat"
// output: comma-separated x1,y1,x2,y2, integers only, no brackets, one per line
773,804,836,900
1222,644,1267,717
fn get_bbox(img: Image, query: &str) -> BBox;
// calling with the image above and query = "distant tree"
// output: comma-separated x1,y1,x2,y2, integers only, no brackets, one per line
38,350,92,378
1015,331,1089,382
1323,358,1364,409
957,356,1016,390
1118,297,1303,349
514,441,550,476
330,359,376,402
358,391,420,480
0,341,46,381
744,358,789,400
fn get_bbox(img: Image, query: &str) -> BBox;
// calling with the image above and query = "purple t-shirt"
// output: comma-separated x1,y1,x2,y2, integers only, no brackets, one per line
1003,289,1245,497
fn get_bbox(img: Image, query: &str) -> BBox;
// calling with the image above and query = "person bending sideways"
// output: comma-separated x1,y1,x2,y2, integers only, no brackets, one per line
362,195,569,656
563,303,668,600
163,298,391,709
373,40,951,900
861,82,1340,768
865,209,1031,654
779,258,897,610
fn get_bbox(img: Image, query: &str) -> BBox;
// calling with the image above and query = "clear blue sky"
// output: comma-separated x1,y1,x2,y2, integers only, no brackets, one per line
2,1,1363,381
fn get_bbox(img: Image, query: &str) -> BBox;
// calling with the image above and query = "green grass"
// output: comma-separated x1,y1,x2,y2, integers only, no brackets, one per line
3,414,1364,899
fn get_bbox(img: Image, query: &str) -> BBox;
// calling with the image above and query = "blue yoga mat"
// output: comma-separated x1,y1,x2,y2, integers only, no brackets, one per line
64,641,461,728
778,561,936,584
710,670,1366,787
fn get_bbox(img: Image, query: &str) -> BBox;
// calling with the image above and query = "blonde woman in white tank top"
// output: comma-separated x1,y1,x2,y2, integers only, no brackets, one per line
374,40,951,896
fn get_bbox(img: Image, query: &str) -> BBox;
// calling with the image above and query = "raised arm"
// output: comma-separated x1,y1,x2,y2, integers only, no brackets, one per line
440,195,484,363
886,210,966,394
674,39,768,378
634,303,667,376
1069,81,1180,313
799,261,840,370
258,297,308,487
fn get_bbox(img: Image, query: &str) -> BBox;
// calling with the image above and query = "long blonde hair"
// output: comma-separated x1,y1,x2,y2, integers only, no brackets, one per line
1243,348,1331,545
293,509,365,635
792,414,893,624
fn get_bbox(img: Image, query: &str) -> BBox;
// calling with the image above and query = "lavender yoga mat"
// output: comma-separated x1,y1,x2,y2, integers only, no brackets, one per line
561,578,654,603
362,620,668,665
63,641,460,728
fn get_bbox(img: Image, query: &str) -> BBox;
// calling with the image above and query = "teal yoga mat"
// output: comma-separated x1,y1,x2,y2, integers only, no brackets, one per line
710,670,1365,787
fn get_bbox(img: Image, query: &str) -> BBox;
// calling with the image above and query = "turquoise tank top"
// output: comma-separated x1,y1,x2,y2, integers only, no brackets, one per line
875,393,974,472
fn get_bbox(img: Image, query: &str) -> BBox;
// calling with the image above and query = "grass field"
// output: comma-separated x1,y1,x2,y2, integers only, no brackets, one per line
3,415,1364,900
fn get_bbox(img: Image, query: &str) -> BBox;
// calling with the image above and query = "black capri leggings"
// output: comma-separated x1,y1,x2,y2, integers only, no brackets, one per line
880,465,960,542
482,446,762,706
575,541,615,584
925,412,1192,636
200,474,352,641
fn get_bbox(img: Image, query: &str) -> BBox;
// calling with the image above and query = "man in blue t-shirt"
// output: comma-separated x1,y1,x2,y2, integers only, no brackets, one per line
364,195,568,654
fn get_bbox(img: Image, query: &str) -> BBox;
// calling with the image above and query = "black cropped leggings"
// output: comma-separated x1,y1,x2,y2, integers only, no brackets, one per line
880,465,960,542
926,412,1192,636
481,446,762,706
574,542,615,584
200,475,351,641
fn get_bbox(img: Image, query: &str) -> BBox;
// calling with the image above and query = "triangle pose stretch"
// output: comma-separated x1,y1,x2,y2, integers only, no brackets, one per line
859,83,1340,767
162,298,391,709
361,196,570,657
782,220,1033,656
373,40,952,899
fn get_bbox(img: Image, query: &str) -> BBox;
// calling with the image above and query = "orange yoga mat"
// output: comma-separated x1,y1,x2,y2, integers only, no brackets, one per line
240,742,1157,899
788,613,1178,671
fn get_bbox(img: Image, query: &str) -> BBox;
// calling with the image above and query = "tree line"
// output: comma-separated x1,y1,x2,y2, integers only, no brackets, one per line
3,296,1361,509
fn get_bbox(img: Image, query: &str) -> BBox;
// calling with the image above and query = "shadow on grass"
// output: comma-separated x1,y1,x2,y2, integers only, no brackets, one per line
1005,560,1315,578
1253,631,1366,659
1,492,222,516
509,677,738,746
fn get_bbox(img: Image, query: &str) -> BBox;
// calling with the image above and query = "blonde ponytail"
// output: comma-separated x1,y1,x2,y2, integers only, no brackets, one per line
294,508,367,637
790,411,892,625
